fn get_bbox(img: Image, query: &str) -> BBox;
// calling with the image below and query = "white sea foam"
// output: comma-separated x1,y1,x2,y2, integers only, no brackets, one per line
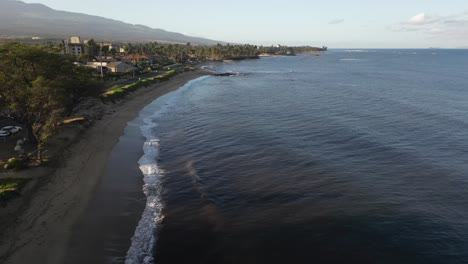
344,50,368,53
125,76,209,264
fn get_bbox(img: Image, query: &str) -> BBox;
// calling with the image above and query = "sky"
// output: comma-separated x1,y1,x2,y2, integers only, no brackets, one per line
22,0,468,48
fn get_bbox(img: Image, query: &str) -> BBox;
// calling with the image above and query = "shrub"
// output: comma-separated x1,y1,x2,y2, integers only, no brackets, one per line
0,178,30,206
6,158,27,170
99,70,181,102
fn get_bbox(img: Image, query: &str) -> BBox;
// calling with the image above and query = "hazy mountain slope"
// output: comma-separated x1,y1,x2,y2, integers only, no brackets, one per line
0,0,222,44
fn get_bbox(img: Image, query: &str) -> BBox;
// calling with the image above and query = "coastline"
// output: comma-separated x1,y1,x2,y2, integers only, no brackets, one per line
0,69,209,264
66,113,147,264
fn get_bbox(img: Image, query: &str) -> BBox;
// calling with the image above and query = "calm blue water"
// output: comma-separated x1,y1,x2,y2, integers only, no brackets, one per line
134,50,468,264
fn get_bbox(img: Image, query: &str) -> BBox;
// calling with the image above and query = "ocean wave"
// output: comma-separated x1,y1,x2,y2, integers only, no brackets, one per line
125,76,210,264
344,50,368,53
124,117,164,264
337,82,358,87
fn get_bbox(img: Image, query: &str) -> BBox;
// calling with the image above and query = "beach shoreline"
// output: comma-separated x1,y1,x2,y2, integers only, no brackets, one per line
0,69,209,264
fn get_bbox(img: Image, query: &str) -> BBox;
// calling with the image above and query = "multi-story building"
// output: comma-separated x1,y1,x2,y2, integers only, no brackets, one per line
65,36,86,57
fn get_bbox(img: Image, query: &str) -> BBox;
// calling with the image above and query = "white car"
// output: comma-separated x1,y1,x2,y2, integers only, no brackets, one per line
0,131,10,137
0,126,22,134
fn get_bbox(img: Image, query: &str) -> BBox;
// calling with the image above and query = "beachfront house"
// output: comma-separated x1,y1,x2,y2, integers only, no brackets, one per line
121,54,149,65
107,61,137,73
86,61,109,68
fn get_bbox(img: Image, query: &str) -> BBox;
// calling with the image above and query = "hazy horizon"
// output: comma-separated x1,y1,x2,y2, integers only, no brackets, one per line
19,0,468,48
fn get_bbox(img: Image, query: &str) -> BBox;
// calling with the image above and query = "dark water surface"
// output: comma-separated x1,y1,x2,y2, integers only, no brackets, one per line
68,50,468,264
142,50,468,264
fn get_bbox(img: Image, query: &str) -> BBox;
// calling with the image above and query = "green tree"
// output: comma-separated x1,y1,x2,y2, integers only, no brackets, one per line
109,48,117,57
86,39,99,57
0,43,98,161
78,53,91,62
101,45,110,57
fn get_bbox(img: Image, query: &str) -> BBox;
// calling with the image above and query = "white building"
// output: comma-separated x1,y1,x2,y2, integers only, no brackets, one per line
70,36,81,44
67,44,85,57
65,36,86,57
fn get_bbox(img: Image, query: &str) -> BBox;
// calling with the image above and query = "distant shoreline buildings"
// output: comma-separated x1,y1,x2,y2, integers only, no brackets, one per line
63,36,137,74
64,36,85,57
63,36,125,58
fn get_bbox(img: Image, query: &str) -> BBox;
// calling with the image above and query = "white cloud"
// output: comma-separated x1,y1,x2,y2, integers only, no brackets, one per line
443,19,468,26
387,25,420,32
406,13,440,25
329,19,344,25
389,11,468,42
408,13,426,25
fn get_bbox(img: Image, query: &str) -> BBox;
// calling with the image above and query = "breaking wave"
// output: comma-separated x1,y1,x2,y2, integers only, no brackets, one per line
125,76,210,264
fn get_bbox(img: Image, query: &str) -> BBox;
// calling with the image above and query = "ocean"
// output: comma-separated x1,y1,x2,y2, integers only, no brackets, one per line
127,49,468,264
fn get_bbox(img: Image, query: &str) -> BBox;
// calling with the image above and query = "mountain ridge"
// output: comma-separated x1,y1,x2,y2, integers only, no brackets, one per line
0,0,224,45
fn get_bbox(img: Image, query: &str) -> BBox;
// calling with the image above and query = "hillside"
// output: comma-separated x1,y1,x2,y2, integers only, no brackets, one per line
0,0,223,44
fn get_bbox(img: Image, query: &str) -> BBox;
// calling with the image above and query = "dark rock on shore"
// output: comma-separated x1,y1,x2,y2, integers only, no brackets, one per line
214,72,238,77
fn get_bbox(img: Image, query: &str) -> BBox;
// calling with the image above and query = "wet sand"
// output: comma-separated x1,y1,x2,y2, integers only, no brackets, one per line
0,70,208,264
66,117,147,264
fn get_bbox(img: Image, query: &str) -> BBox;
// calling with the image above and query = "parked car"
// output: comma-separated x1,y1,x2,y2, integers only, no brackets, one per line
0,130,10,137
0,126,22,135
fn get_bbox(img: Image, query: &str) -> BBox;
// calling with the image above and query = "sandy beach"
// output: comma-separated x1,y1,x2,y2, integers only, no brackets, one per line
0,70,208,264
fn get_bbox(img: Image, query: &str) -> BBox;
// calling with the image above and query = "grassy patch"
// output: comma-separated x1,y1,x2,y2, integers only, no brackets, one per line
0,178,30,206
100,69,179,103
61,116,88,124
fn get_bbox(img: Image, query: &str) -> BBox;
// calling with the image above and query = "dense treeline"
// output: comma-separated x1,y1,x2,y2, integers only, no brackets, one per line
124,42,326,64
0,42,98,160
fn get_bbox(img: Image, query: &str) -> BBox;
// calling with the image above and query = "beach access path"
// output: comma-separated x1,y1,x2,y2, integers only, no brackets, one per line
0,69,209,264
